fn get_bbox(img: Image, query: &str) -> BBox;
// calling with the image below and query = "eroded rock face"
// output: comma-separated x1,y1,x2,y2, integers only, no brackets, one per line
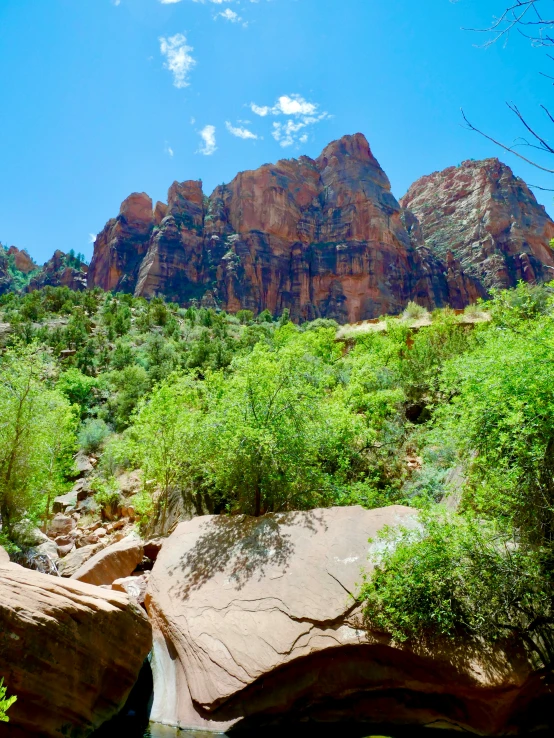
88,134,486,322
400,158,554,290
0,561,151,738
145,506,545,734
27,250,87,292
87,192,155,294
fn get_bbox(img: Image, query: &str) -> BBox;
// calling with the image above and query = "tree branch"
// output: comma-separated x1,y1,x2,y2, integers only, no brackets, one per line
461,109,554,173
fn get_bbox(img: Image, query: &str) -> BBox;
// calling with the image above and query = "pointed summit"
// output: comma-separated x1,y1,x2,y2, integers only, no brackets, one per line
316,133,375,168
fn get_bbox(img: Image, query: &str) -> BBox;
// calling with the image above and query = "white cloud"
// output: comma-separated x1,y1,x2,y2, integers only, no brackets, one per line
159,34,196,88
250,94,329,147
226,121,258,139
160,0,185,4
88,234,96,244
250,94,319,117
113,0,121,6
218,9,241,22
165,143,174,157
198,125,217,155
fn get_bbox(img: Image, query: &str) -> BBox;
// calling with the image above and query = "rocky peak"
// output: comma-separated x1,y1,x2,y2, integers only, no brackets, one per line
400,158,554,289
86,134,554,322
7,245,36,274
119,192,154,232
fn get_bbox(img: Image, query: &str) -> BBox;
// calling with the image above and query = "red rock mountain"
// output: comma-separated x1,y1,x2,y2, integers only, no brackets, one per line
401,158,554,289
87,135,554,322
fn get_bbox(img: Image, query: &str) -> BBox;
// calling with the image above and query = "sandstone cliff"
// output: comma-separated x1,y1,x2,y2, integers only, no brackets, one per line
88,134,485,323
27,249,88,292
0,246,87,295
400,158,554,290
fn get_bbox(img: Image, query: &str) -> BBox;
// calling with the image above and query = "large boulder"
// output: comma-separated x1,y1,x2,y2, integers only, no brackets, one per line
58,542,103,577
0,546,9,565
0,561,151,738
145,505,549,734
71,535,143,586
47,513,76,539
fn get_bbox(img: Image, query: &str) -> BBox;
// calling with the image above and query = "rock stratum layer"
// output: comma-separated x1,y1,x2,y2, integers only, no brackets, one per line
87,134,554,322
0,561,152,738
88,134,489,323
401,158,554,289
145,506,548,734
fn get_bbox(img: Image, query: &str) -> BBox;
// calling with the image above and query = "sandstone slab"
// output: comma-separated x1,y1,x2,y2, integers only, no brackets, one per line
71,535,143,586
145,505,547,735
0,562,151,738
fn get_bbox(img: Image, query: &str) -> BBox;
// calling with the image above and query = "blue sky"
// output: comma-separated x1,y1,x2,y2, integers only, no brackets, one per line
1,0,553,264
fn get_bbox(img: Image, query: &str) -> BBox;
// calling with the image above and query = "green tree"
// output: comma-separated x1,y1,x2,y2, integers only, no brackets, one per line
0,344,76,535
438,315,554,547
130,331,364,518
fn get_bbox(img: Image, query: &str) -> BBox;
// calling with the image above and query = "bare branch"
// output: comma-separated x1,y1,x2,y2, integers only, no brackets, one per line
507,101,554,152
461,109,554,173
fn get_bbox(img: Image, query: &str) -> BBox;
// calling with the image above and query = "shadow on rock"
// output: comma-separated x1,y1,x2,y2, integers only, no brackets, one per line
91,659,153,737
168,509,327,600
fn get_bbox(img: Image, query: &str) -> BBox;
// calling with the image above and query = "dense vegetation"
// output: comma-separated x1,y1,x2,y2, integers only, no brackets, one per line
0,282,552,671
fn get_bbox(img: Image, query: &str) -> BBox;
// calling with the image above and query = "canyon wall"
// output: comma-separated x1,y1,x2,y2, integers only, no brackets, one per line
87,135,554,322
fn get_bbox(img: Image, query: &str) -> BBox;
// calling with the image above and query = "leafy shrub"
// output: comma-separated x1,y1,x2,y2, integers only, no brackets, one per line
236,309,254,325
57,368,98,418
78,418,111,454
359,510,553,669
0,678,16,722
91,478,121,514
257,309,273,323
130,489,154,532
402,301,428,321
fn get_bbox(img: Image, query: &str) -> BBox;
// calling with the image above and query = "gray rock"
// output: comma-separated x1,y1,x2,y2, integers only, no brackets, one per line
47,514,76,539
36,540,60,563
73,451,94,477
52,490,79,514
12,522,49,547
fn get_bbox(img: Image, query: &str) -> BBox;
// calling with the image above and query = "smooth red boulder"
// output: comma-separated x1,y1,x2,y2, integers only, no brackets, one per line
0,561,151,738
145,505,547,735
70,535,143,586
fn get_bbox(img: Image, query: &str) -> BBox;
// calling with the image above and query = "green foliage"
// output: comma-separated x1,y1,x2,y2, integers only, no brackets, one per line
402,300,428,321
0,678,16,722
0,344,76,533
78,418,111,454
57,368,98,418
128,329,368,518
236,309,254,325
359,510,554,669
91,477,121,513
438,314,554,546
